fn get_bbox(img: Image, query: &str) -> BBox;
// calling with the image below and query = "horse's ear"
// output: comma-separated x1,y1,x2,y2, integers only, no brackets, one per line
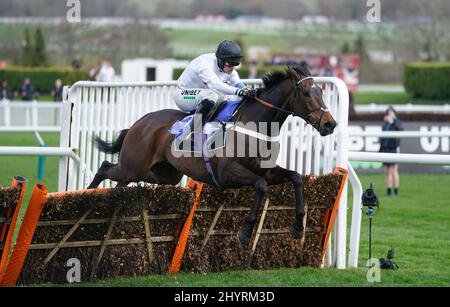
299,61,312,76
287,65,302,80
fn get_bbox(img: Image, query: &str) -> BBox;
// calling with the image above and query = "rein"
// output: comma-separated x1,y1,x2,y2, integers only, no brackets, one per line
254,96,294,116
252,76,329,126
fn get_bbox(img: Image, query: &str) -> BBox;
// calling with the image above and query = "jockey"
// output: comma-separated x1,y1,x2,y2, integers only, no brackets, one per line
173,40,256,134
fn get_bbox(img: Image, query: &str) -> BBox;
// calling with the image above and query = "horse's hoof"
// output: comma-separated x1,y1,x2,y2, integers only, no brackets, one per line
237,230,250,246
290,225,303,239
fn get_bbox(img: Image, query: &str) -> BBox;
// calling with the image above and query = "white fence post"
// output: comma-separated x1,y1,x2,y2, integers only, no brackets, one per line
58,86,72,192
347,163,363,268
328,78,350,270
32,100,39,127
2,99,11,127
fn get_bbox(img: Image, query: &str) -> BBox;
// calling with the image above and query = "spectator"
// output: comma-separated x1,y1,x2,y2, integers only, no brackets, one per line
248,59,258,79
1,80,12,100
88,66,98,81
21,78,33,101
247,54,259,79
72,54,83,69
96,59,115,82
379,106,404,196
51,79,64,102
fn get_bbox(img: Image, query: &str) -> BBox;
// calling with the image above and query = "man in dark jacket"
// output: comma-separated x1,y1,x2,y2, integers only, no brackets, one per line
379,106,403,196
21,78,33,101
51,79,63,102
1,80,12,100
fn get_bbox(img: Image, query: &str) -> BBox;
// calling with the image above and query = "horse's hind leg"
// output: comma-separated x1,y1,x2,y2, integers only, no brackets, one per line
87,160,127,189
88,161,113,189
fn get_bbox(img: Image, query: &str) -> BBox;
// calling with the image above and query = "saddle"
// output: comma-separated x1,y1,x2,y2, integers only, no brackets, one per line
170,99,242,154
204,100,228,123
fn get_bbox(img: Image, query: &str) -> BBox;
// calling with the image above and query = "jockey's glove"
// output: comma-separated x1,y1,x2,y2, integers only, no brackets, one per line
237,87,257,99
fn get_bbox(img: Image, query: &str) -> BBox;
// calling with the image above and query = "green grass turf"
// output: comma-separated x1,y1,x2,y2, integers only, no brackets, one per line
0,132,60,192
1,132,449,287
353,92,450,105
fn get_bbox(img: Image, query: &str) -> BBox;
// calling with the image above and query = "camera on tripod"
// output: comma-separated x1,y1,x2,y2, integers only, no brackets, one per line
361,182,380,262
361,183,400,270
387,248,395,260
380,247,399,270
362,182,379,216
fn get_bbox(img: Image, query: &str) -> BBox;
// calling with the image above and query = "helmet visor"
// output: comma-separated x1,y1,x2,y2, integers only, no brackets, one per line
224,59,241,67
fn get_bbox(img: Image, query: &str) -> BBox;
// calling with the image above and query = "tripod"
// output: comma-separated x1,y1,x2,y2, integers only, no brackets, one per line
361,182,379,262
367,206,375,260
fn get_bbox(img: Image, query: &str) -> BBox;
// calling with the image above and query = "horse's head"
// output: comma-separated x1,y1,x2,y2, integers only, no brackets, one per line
287,65,337,136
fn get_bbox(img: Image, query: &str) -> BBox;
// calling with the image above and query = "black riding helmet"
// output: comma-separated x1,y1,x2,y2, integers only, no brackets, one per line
215,40,243,70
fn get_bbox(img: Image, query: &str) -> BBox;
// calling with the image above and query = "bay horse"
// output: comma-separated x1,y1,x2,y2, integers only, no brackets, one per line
88,64,337,245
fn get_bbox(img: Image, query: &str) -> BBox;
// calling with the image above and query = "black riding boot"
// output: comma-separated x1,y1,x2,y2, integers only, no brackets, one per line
189,99,215,148
190,99,215,132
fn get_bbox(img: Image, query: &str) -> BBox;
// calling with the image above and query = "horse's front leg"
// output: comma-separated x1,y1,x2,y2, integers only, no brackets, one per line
218,161,267,245
265,166,304,239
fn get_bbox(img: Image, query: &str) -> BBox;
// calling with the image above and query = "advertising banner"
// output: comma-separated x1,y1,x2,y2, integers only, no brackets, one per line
349,121,450,173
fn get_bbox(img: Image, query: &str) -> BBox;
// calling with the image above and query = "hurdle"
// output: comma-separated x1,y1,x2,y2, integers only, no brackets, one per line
0,169,345,285
0,177,28,285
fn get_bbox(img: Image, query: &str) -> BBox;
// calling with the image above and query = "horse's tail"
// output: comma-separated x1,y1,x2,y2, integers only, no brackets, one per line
94,129,129,154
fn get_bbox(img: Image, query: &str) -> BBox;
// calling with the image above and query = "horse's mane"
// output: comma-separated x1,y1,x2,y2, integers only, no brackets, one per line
259,62,312,92
236,63,312,118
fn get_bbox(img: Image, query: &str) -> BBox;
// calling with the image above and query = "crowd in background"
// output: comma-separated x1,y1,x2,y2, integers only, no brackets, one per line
0,56,116,102
0,78,63,102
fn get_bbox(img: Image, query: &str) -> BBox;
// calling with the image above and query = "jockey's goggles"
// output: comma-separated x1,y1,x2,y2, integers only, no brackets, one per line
224,60,240,67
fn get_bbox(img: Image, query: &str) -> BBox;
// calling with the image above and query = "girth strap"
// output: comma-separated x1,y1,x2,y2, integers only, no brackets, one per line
201,132,222,191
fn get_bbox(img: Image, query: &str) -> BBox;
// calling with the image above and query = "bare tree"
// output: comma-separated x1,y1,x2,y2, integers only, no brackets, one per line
412,0,449,61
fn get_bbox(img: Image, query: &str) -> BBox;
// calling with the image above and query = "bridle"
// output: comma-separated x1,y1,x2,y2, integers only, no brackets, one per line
293,77,330,130
253,76,330,130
